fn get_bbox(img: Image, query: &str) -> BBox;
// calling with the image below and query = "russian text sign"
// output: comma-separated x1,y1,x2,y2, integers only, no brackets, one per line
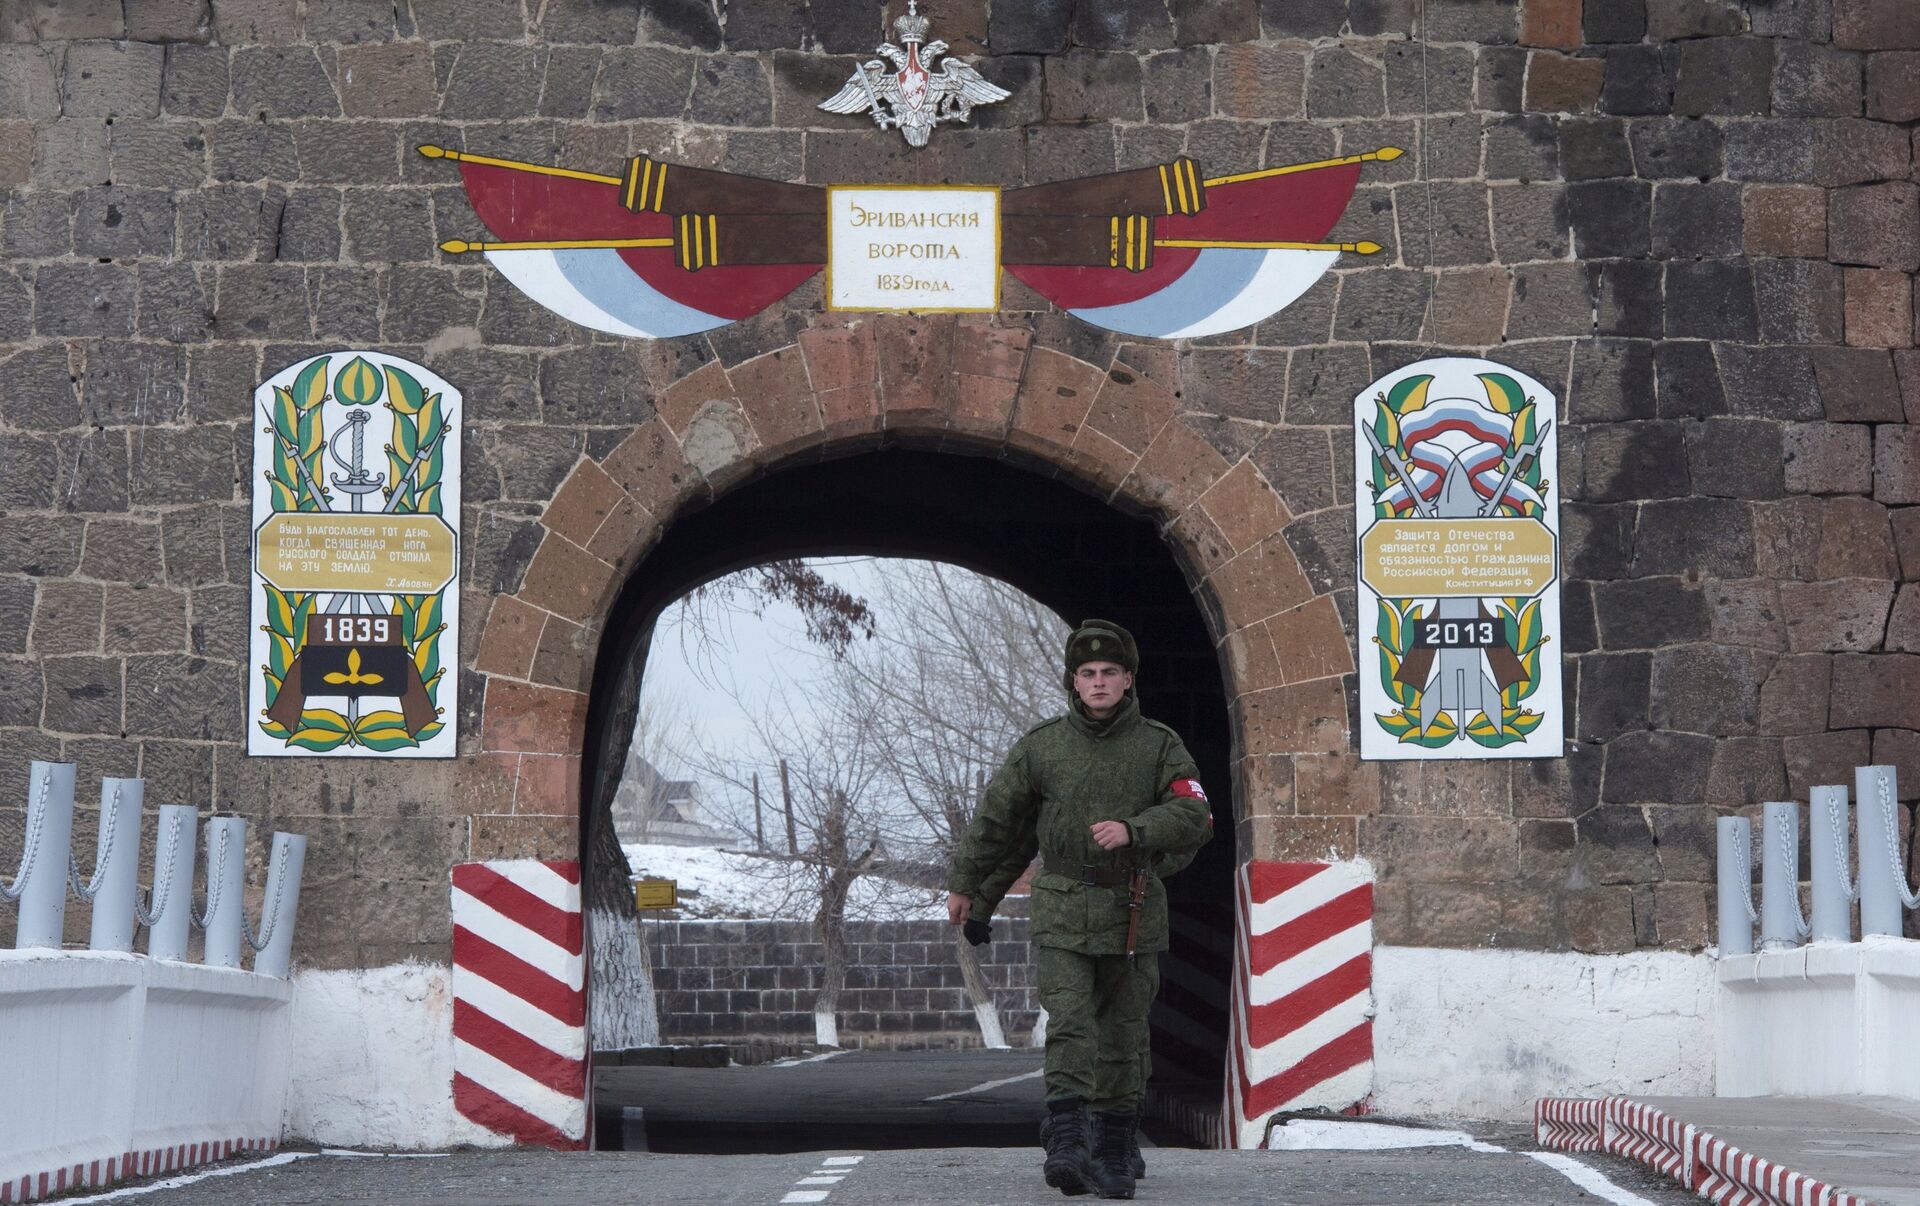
248,351,462,758
826,185,1000,312
1353,358,1562,761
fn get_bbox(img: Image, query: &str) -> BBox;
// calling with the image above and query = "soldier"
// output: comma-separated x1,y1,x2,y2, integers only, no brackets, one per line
948,619,1212,1199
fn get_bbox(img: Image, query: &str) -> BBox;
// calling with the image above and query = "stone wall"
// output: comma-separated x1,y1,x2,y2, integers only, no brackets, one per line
644,917,1040,1046
0,0,1914,971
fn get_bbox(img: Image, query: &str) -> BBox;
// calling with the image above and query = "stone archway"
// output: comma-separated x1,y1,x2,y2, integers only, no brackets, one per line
468,316,1354,862
461,314,1358,1135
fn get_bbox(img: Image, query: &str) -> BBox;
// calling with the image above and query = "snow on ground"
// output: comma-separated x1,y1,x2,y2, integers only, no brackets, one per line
622,843,945,921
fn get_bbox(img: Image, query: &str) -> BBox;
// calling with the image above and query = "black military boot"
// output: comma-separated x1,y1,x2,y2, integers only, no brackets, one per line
1041,1098,1094,1196
1091,1111,1137,1199
1128,1121,1146,1180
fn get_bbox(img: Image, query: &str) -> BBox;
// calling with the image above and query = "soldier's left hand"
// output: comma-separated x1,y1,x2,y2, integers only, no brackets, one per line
1090,821,1131,850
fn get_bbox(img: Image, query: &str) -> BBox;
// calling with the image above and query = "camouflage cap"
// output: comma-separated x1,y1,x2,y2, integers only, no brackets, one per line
1064,618,1139,677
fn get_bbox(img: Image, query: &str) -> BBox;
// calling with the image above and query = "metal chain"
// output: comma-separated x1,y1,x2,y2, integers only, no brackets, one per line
1779,810,1812,938
0,765,53,902
191,823,229,930
1823,791,1861,904
133,810,184,928
241,840,290,953
1873,769,1920,910
1733,821,1759,924
68,783,121,902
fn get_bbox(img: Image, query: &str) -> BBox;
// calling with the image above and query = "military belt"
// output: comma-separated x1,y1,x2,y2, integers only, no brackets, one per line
1042,856,1138,887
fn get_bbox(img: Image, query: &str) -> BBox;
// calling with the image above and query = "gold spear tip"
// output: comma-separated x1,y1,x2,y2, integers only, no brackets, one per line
1374,147,1406,161
439,239,474,254
1353,241,1383,255
418,144,448,159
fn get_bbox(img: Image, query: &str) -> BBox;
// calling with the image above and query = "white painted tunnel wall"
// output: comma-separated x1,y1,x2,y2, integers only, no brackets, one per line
0,950,292,1193
1369,946,1717,1119
283,963,505,1149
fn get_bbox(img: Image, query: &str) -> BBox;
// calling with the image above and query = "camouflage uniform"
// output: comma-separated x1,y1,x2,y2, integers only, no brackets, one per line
973,841,1200,1120
949,689,1211,1112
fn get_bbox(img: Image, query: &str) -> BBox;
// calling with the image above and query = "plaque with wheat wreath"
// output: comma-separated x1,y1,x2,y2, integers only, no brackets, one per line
1352,358,1563,762
247,352,462,758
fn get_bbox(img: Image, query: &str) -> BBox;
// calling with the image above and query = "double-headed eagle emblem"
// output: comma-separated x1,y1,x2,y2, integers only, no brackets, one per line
818,2,1009,148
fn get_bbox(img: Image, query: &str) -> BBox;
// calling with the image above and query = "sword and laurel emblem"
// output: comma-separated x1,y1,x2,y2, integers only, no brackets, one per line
817,2,1009,147
249,353,461,757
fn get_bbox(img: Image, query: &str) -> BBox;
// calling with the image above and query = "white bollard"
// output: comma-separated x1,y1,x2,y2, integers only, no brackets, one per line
1857,765,1906,938
1716,816,1754,956
1760,801,1807,950
1808,785,1856,943
83,778,145,952
144,805,198,962
199,816,248,968
252,832,307,979
11,761,77,950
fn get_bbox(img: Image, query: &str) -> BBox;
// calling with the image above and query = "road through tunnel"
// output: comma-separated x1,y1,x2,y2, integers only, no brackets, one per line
580,445,1241,1148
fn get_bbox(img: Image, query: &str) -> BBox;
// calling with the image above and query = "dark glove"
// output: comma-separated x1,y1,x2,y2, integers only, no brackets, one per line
963,918,993,946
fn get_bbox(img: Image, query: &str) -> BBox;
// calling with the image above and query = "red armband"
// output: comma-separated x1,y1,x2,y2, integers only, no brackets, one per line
1171,777,1207,802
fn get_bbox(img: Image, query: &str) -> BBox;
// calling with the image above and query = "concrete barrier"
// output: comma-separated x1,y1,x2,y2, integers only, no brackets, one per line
0,950,291,1202
1717,939,1920,1097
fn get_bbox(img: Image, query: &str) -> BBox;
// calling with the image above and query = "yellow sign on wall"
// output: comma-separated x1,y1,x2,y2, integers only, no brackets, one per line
634,879,679,910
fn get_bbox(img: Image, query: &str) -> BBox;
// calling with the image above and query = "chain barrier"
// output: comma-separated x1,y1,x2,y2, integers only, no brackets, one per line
132,810,185,928
68,783,121,902
1733,820,1759,924
241,840,290,953
1779,809,1812,938
0,765,52,902
1822,791,1861,904
190,822,229,931
1871,768,1920,910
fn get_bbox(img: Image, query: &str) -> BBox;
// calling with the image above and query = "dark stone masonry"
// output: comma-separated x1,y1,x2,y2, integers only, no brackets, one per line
0,0,1914,972
645,918,1041,1045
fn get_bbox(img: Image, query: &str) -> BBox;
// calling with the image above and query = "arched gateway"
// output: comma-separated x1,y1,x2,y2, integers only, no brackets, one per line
467,318,1361,1146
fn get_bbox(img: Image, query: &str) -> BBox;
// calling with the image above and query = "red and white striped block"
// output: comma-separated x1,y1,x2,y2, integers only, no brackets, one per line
1538,1097,1873,1206
1223,860,1375,1149
451,859,587,1150
1534,1097,1608,1153
0,1137,276,1202
1608,1099,1695,1187
1694,1130,1872,1206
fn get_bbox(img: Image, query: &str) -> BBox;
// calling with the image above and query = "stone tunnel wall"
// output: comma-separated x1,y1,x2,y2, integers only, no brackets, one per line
0,0,1913,973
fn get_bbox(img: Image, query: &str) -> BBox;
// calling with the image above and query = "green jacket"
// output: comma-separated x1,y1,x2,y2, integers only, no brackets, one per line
948,696,1212,955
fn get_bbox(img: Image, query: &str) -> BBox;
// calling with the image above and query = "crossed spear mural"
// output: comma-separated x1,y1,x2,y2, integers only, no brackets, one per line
419,141,1401,339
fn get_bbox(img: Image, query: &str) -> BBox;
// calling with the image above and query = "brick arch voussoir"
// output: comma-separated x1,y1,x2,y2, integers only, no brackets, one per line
468,323,1348,860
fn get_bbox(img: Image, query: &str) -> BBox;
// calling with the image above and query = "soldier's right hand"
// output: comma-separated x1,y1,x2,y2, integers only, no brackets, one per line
947,892,971,925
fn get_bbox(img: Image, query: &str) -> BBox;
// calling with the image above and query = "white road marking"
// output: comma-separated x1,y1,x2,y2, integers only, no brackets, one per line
62,1149,455,1203
822,1155,864,1165
1269,1120,1663,1206
1525,1151,1664,1206
59,1154,316,1202
780,1193,830,1204
769,1049,853,1067
924,1067,1045,1101
797,1175,844,1184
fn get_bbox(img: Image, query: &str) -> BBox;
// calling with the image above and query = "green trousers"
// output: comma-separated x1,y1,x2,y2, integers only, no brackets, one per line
1038,946,1161,1113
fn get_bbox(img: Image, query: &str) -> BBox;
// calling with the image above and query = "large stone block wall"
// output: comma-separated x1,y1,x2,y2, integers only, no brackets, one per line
645,917,1040,1045
0,0,1914,969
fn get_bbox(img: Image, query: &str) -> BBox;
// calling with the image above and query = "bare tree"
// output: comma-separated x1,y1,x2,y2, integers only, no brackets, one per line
814,562,1067,1047
677,673,913,1046
645,558,1067,1048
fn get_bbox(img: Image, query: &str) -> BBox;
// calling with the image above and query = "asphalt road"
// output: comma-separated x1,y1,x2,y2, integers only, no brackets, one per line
81,1051,1700,1205
79,1142,1701,1205
595,1047,1059,1150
